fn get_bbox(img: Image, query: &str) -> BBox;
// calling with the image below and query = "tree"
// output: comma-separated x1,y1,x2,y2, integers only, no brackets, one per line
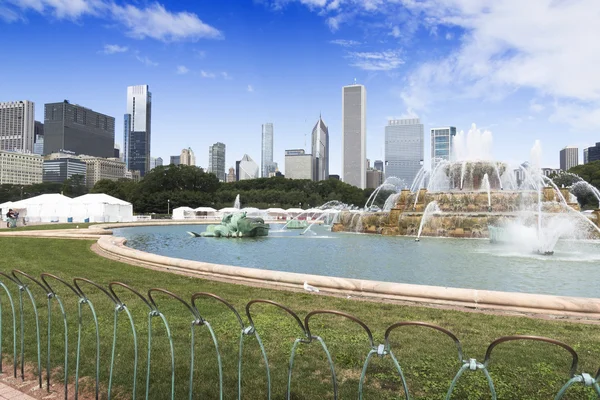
61,175,87,197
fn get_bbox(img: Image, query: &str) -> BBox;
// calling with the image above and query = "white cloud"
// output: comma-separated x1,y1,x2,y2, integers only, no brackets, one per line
176,65,189,74
530,99,545,113
194,49,207,59
136,55,158,67
445,32,453,40
549,102,600,131
221,71,232,79
200,70,216,78
347,50,404,71
247,85,254,92
101,44,128,54
389,26,401,38
329,39,360,47
3,0,222,42
110,2,222,42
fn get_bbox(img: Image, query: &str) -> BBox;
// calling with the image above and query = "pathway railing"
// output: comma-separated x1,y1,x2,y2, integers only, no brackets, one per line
0,269,598,399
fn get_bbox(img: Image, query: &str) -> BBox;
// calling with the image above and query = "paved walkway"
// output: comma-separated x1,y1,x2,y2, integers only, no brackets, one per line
0,383,35,400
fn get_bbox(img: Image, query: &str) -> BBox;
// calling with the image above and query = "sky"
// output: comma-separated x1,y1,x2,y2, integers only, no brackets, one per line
2,0,600,174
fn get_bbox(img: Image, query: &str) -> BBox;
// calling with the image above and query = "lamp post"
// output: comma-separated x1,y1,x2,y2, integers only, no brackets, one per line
167,199,170,215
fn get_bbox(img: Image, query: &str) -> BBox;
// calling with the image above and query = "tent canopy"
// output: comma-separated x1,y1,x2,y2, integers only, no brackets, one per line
173,206,194,212
195,207,217,212
285,208,304,213
219,207,240,213
12,193,73,207
265,208,287,213
72,193,131,206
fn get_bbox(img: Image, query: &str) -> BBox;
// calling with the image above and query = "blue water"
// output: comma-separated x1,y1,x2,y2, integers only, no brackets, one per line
113,224,600,298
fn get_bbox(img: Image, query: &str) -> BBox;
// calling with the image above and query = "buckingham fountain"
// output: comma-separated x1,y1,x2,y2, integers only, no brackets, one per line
333,125,600,255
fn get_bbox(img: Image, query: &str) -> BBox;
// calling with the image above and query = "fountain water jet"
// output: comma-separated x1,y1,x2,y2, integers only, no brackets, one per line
415,201,440,241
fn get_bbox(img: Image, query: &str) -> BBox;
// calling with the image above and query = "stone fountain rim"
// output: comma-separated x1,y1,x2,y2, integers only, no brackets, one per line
93,221,600,319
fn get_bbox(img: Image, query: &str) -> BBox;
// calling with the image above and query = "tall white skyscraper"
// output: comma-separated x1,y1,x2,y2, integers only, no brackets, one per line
124,85,152,176
385,119,424,186
261,123,275,178
311,115,329,181
559,146,578,171
0,101,35,153
342,84,366,188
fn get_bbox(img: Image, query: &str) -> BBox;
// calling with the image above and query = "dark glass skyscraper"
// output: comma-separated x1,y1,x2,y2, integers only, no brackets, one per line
311,115,329,181
44,100,114,157
124,85,152,176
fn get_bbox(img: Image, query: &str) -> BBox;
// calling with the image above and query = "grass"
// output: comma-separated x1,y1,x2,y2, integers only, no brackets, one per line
1,237,599,399
5,223,97,231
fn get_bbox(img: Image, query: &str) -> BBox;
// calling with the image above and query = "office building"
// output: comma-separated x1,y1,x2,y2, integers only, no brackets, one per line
155,157,163,167
431,127,457,169
238,154,259,180
170,155,180,165
261,123,276,177
342,84,367,188
35,121,44,137
113,146,120,159
180,147,196,166
124,85,152,176
0,101,35,153
43,157,87,184
584,143,600,164
208,142,226,181
367,169,384,189
385,119,424,186
34,135,44,155
124,169,141,182
44,100,114,158
374,160,383,172
82,157,126,189
227,167,236,182
0,151,43,185
235,160,241,181
149,157,160,171
311,115,329,181
285,149,313,180
559,146,578,171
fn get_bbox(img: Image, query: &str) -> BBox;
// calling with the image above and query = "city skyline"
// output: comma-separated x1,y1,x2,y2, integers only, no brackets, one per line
1,1,599,174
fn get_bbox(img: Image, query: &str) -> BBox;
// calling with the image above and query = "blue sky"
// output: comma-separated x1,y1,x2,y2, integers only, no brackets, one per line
2,0,600,173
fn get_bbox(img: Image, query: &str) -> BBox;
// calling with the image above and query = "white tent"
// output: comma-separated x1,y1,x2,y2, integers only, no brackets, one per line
71,193,134,223
218,207,240,215
11,194,74,223
193,206,218,219
172,206,195,220
195,207,217,213
285,208,304,214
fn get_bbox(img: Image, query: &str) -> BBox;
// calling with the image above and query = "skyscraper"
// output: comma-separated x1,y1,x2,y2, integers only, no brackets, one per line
559,146,578,171
374,160,384,172
311,115,329,181
44,100,115,158
170,155,180,165
431,127,457,169
238,154,259,180
209,142,226,181
227,167,236,182
584,143,600,164
342,84,366,188
180,147,196,166
285,149,313,180
0,101,35,153
261,123,275,178
385,119,424,186
124,85,152,176
584,148,589,164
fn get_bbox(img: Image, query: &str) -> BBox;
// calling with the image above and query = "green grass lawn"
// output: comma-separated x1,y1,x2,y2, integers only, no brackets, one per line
4,222,97,231
1,237,599,399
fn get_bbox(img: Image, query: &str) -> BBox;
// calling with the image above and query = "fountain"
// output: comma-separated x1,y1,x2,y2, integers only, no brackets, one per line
188,211,269,238
233,194,241,209
332,123,600,254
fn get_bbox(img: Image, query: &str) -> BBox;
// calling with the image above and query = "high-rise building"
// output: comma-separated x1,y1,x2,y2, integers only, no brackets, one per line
261,123,276,178
238,154,259,180
180,147,196,166
43,157,87,184
155,157,163,167
431,127,457,169
44,100,115,158
0,151,43,185
559,146,578,171
170,155,180,165
0,101,35,153
124,85,152,176
227,167,236,182
113,145,120,159
34,121,44,137
34,135,44,155
342,84,366,188
208,142,226,181
311,115,329,181
285,149,313,180
366,169,384,189
585,143,600,164
385,119,424,186
374,160,384,172
82,157,126,189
